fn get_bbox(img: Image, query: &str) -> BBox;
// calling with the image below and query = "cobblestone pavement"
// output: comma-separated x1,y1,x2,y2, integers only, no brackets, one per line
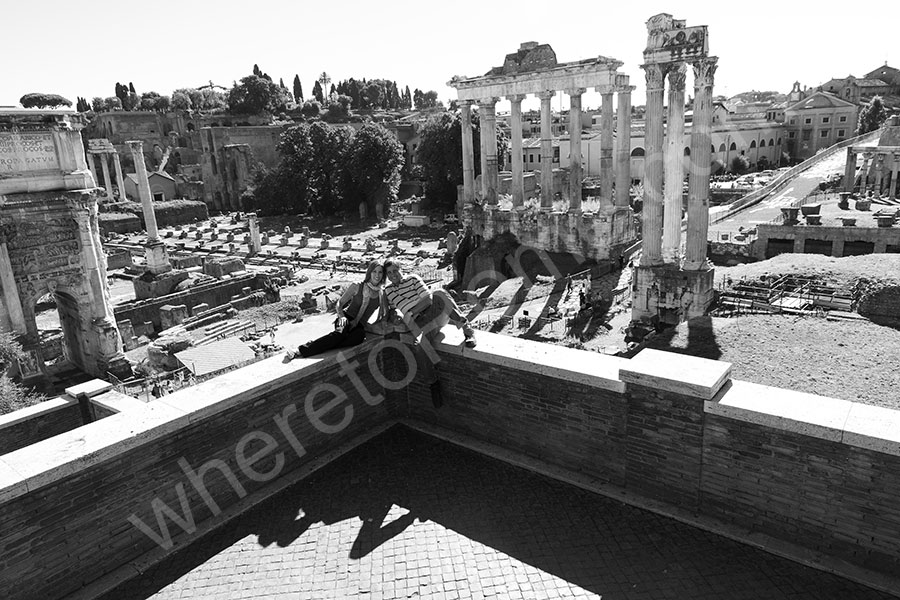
97,427,893,600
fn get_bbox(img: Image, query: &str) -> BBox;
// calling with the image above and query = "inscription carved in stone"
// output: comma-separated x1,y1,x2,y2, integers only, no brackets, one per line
0,132,59,174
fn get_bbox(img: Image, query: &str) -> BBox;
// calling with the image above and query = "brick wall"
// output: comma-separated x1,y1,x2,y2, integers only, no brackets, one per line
0,343,396,600
1,330,899,597
0,401,83,456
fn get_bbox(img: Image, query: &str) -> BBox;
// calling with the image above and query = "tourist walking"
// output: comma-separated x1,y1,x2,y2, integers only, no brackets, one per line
286,260,385,359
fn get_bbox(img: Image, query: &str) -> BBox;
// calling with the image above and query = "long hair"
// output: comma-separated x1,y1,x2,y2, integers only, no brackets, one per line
362,260,384,286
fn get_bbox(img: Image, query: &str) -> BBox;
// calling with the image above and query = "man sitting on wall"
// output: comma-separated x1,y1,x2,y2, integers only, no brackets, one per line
382,260,476,408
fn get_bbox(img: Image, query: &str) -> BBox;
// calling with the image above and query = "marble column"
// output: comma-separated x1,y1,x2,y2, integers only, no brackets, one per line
86,153,98,188
567,88,585,212
860,154,871,193
663,64,687,263
599,92,615,202
129,140,171,274
890,154,899,200
508,94,526,207
615,86,634,207
844,150,856,192
641,64,666,266
684,58,718,271
478,99,499,205
112,151,126,200
128,141,159,241
99,153,114,200
460,101,476,207
477,104,489,202
0,239,26,334
538,91,555,209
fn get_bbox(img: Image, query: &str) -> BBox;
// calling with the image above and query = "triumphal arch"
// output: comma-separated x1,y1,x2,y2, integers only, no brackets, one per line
0,109,130,383
449,42,637,263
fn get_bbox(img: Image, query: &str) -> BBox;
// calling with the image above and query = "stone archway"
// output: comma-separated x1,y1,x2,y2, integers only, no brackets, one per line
1,110,131,384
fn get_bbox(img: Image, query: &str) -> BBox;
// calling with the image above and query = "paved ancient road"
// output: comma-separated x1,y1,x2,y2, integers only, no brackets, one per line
96,427,893,600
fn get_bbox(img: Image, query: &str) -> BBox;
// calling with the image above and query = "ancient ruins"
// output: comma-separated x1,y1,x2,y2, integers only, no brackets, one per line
449,42,637,263
631,14,717,326
0,109,131,382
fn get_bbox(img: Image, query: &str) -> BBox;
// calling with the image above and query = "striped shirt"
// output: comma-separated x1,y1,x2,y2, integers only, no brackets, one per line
385,275,430,317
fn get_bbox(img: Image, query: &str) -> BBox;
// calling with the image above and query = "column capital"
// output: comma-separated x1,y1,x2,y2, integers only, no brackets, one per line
476,97,500,108
506,94,527,103
667,62,688,91
692,57,718,89
459,99,475,107
536,90,556,101
565,88,586,97
642,63,666,91
126,140,144,153
616,85,637,94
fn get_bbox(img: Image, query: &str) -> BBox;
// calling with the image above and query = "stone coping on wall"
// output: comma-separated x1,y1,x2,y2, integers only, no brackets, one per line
0,396,74,431
621,348,732,400
0,340,379,506
707,379,900,456
435,327,627,393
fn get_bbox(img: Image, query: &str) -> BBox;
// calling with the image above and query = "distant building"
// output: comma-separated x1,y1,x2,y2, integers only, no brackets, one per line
783,92,857,161
124,170,176,202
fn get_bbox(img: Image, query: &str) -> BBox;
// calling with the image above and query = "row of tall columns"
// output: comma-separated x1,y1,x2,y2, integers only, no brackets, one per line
459,86,632,214
567,89,584,212
641,64,666,266
845,151,900,199
87,151,127,201
684,58,717,270
640,58,717,270
662,64,687,263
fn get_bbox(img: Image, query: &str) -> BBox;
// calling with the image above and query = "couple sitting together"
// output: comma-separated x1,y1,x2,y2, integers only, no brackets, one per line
286,259,475,406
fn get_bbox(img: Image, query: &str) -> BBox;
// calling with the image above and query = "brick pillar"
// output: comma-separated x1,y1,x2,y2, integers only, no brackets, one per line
641,63,666,266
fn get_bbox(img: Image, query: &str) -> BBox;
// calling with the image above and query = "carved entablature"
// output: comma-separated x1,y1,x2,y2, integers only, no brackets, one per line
644,14,708,66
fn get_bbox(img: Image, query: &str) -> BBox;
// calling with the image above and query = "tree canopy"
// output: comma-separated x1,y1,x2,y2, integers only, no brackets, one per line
857,96,888,135
246,122,404,218
415,110,505,209
19,93,72,109
227,75,291,115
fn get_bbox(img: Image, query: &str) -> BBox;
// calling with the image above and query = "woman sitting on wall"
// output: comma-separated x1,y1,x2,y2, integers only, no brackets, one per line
286,260,385,359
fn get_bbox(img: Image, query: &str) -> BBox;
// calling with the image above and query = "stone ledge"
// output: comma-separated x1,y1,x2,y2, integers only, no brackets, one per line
0,396,73,431
705,380,849,442
435,327,627,393
621,348,732,400
65,378,113,398
843,402,900,456
0,341,378,504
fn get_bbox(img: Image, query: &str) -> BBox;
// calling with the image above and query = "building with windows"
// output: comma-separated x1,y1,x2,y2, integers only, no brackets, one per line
783,92,857,161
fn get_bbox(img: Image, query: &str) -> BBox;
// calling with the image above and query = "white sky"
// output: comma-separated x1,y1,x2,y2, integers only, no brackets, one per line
1,0,895,113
